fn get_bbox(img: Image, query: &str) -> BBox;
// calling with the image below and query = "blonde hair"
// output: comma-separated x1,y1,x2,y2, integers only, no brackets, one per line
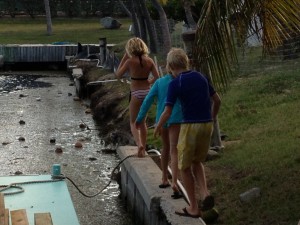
166,48,189,70
125,37,149,57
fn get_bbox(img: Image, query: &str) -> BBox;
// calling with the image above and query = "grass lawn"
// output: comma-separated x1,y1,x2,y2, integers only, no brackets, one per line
209,63,300,225
1,17,299,225
0,17,133,45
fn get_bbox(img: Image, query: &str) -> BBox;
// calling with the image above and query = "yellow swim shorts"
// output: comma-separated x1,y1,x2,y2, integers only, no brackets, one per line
177,122,213,170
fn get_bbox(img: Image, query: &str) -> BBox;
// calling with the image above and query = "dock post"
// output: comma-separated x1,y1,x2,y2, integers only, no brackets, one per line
99,38,107,66
0,55,3,69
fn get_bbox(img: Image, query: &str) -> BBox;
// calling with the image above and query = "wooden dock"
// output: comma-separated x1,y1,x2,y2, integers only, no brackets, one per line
0,44,79,63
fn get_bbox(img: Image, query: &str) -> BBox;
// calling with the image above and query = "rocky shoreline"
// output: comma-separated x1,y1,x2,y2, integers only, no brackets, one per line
70,63,136,147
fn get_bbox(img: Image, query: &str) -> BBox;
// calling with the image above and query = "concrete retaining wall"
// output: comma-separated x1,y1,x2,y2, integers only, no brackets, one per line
117,146,205,225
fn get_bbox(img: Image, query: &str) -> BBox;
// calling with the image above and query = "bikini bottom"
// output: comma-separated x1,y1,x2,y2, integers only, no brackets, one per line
131,89,150,100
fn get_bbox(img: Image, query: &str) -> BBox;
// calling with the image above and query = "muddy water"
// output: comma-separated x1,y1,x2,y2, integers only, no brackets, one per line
0,72,133,225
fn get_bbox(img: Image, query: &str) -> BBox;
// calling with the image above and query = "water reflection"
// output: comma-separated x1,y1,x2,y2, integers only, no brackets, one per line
0,74,52,93
0,73,134,225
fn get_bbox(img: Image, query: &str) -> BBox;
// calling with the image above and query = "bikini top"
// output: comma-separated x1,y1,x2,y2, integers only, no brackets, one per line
130,54,148,80
131,76,148,81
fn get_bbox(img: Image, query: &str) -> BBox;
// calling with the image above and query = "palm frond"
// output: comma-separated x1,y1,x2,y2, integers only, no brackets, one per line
193,0,300,93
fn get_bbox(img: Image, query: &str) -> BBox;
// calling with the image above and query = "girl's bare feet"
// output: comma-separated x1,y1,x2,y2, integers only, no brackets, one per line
137,146,145,158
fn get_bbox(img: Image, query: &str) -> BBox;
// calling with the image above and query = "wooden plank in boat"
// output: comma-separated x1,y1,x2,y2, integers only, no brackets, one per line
4,209,8,225
0,193,5,225
11,209,29,225
34,212,53,225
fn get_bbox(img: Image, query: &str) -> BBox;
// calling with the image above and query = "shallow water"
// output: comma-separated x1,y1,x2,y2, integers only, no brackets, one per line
0,72,133,225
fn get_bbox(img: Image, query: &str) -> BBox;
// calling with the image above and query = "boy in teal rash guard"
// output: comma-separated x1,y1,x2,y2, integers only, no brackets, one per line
135,73,183,197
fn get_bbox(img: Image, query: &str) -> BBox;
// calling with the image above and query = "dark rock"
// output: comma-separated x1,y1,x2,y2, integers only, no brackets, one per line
100,17,122,29
75,141,83,148
79,123,86,129
2,141,11,145
50,138,56,144
18,136,25,141
55,146,63,153
19,94,27,98
15,171,23,175
88,157,97,161
19,120,26,125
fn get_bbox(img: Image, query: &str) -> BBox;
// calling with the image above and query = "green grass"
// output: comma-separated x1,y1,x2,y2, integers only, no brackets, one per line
0,17,133,45
209,67,300,225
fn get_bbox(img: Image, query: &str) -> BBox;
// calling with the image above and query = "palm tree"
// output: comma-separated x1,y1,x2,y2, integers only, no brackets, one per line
190,0,300,148
193,0,300,93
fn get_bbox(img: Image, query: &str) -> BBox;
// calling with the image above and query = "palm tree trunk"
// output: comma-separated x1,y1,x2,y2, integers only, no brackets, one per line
137,0,158,53
44,0,52,35
117,0,132,18
129,0,141,37
150,0,171,55
183,0,197,30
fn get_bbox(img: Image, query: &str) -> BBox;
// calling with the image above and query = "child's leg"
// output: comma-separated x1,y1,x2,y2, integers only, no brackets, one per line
192,162,209,200
192,122,214,210
177,124,200,215
181,166,199,215
129,97,144,157
160,128,170,186
139,119,147,157
168,124,180,192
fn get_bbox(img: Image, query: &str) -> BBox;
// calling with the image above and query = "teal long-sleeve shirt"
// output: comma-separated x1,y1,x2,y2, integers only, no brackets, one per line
136,74,182,126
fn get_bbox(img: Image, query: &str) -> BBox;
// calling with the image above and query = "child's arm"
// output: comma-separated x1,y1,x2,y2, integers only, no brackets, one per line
148,59,159,85
154,105,173,138
118,53,129,69
136,81,158,125
115,53,129,79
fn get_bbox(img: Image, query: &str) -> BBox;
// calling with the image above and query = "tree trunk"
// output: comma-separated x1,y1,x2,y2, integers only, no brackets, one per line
135,0,148,42
117,0,132,18
150,0,171,55
183,0,197,30
137,0,158,53
129,0,141,37
44,0,52,35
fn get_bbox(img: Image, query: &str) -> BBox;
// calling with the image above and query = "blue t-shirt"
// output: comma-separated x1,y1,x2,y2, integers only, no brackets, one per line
136,74,182,126
165,70,216,123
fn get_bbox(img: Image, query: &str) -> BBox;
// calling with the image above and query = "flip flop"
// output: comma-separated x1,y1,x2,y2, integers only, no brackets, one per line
201,195,215,211
175,207,201,218
158,183,170,188
171,191,183,199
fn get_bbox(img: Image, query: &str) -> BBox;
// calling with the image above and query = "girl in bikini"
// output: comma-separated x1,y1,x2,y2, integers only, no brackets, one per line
115,37,159,157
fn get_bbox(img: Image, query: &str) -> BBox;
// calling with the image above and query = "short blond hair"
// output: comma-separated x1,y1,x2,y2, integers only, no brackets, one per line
125,37,149,57
166,48,189,70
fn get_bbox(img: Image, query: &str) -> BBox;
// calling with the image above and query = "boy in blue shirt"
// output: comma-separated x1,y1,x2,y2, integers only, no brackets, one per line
154,48,221,218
